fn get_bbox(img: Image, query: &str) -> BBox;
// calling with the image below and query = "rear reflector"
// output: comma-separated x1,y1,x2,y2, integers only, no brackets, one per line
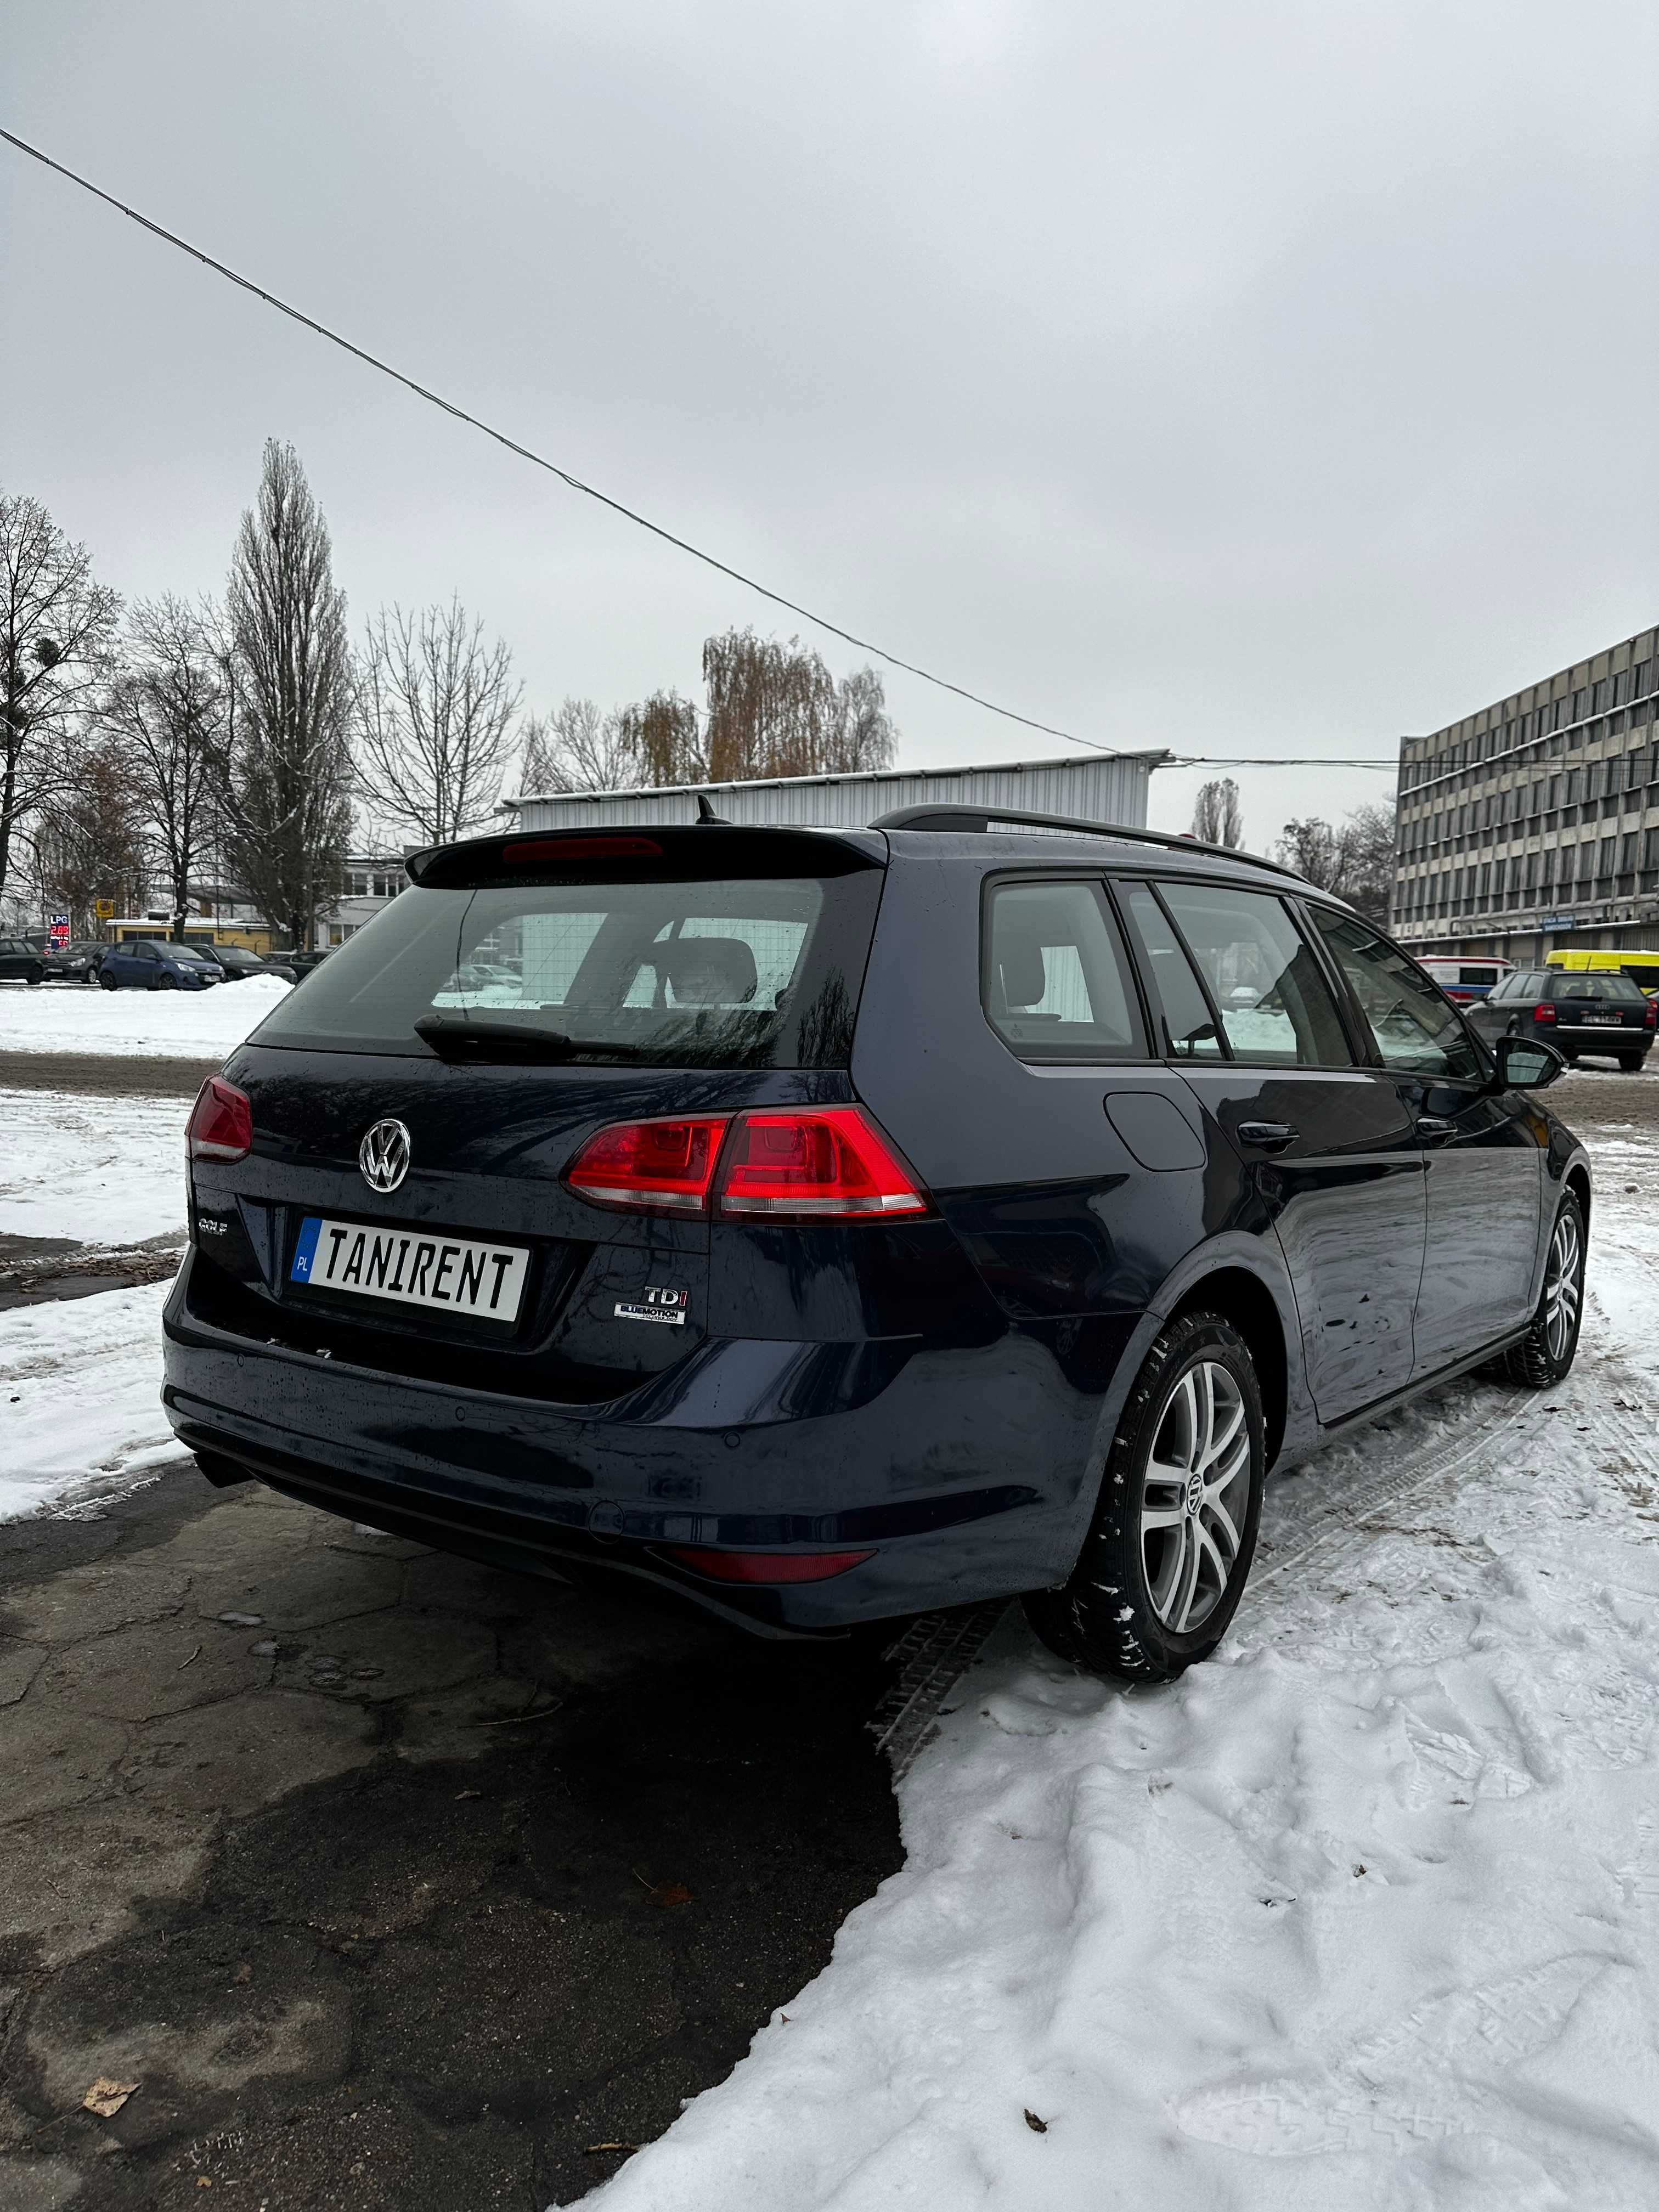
715,1108,930,1219
187,1076,253,1163
566,1115,730,1211
665,1546,874,1584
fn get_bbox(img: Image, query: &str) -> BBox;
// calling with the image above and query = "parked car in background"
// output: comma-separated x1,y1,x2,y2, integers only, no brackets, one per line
166,812,1590,1687
1468,967,1655,1071
1418,954,1514,1003
0,935,46,985
41,939,107,983
1544,948,1659,997
205,945,296,985
98,938,225,991
286,949,335,981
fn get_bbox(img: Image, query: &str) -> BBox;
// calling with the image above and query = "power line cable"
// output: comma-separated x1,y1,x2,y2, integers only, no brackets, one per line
3,124,1127,754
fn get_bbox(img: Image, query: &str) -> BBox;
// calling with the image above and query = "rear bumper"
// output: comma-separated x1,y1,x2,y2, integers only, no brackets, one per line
1550,1024,1651,1054
161,1251,1110,1634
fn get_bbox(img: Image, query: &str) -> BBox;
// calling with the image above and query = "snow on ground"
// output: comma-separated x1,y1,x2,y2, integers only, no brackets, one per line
0,972,290,1056
590,1172,1659,2212
0,1282,184,1520
0,1087,191,1244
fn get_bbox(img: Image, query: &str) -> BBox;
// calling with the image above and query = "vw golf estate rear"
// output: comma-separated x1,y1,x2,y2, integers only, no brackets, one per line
163,814,1588,1675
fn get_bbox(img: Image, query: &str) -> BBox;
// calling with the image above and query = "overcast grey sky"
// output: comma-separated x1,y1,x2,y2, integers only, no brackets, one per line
4,0,1655,844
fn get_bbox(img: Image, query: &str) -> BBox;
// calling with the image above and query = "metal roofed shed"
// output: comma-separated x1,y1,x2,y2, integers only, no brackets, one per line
503,750,1168,835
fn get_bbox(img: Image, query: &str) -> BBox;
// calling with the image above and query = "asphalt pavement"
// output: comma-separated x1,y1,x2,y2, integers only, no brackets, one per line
0,1472,904,2210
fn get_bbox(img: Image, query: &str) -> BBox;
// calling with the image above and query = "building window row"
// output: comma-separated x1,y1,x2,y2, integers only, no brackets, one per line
1401,658,1655,791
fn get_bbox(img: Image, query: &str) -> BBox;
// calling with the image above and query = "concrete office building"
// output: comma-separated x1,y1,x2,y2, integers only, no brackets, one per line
1391,624,1659,963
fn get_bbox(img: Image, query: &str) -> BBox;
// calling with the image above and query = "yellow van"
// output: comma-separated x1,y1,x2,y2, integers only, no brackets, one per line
1545,949,1659,996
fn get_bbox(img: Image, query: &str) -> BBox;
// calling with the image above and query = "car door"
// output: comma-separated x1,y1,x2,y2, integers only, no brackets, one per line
1464,969,1530,1048
1120,878,1426,1424
0,938,25,979
1307,910,1542,1374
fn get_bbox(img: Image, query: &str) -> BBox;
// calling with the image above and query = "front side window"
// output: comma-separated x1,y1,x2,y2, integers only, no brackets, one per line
983,879,1144,1061
1155,882,1353,1067
1311,912,1484,1081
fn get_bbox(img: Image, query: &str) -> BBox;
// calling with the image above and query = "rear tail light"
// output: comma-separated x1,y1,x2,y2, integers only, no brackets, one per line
665,1545,874,1584
565,1115,729,1212
1534,1003,1556,1023
187,1076,253,1163
566,1106,932,1222
1645,1000,1657,1027
715,1108,930,1219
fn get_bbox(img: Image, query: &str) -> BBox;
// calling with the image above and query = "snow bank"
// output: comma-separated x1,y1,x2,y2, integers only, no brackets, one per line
589,1188,1659,2211
0,1282,184,1519
0,972,291,1057
0,1087,191,1244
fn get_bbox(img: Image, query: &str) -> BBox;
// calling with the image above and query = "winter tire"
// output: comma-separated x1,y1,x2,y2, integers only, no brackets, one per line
156,973,178,990
1025,1311,1266,1684
1617,1053,1644,1074
26,964,43,986
99,968,119,990
1499,1190,1587,1389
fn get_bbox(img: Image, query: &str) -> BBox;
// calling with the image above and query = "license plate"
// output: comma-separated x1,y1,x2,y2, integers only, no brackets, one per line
1580,1013,1621,1025
290,1216,529,1323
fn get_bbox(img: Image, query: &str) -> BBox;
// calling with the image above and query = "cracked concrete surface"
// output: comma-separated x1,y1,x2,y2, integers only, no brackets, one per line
0,1468,900,2208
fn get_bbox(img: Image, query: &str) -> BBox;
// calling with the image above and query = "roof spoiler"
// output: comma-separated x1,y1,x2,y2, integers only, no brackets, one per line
870,803,1307,884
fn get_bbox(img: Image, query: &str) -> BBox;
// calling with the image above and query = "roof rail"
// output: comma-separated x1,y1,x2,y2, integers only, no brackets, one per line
868,803,1307,883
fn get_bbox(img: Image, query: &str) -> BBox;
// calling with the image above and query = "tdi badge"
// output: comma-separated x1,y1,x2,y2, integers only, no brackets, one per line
614,1285,689,1327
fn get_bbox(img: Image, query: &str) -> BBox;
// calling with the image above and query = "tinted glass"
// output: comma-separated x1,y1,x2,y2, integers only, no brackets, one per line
248,867,882,1066
1122,885,1222,1057
1156,883,1352,1067
1549,973,1645,1002
983,880,1144,1061
1311,913,1483,1080
1458,966,1500,985
170,947,215,965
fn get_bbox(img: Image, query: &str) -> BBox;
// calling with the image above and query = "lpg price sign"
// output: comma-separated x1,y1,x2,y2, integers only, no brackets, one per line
47,913,70,952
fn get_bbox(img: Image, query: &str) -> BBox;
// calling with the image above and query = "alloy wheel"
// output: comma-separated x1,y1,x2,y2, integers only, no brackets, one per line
1141,1359,1251,1633
1544,1207,1582,1365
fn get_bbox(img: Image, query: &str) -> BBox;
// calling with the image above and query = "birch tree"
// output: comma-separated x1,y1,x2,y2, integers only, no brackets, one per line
217,442,353,950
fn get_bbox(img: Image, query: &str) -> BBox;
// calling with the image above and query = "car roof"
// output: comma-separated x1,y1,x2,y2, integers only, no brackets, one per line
881,826,1350,907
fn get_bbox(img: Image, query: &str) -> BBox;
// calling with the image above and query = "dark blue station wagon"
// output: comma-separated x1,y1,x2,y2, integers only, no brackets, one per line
162,811,1591,1680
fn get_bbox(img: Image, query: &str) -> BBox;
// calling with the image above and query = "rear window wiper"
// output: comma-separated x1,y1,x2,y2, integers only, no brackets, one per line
413,1014,654,1062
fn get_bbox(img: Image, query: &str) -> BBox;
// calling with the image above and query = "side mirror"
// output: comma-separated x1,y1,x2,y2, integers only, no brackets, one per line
1493,1032,1565,1090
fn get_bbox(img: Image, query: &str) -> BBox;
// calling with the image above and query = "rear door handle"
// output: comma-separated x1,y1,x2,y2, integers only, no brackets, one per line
1235,1121,1299,1153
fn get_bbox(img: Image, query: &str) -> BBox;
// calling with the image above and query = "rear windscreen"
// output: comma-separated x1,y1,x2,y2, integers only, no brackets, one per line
247,868,883,1065
1549,973,1646,1002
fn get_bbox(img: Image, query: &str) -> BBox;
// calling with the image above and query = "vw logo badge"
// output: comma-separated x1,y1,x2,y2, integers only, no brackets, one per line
359,1118,412,1194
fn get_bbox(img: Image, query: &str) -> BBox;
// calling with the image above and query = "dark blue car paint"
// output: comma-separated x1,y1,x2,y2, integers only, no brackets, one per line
161,825,1592,1635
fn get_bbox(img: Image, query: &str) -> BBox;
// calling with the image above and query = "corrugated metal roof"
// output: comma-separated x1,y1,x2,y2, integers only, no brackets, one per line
506,750,1167,833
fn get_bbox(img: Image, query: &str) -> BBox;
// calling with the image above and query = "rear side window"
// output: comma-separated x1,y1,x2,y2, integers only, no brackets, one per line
1154,882,1353,1067
983,880,1145,1062
1121,885,1223,1057
249,864,883,1066
1550,973,1645,1002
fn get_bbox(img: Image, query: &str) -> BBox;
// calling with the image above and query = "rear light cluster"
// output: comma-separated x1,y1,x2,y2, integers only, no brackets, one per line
1534,1003,1555,1023
187,1076,252,1163
566,1107,930,1223
1645,1000,1657,1027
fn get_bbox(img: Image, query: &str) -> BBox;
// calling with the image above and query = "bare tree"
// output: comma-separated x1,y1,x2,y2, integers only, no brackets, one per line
1277,798,1397,923
1192,776,1244,847
31,731,148,935
518,696,641,795
103,596,223,940
216,442,353,950
702,630,896,781
619,689,706,786
356,596,521,844
0,488,121,915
